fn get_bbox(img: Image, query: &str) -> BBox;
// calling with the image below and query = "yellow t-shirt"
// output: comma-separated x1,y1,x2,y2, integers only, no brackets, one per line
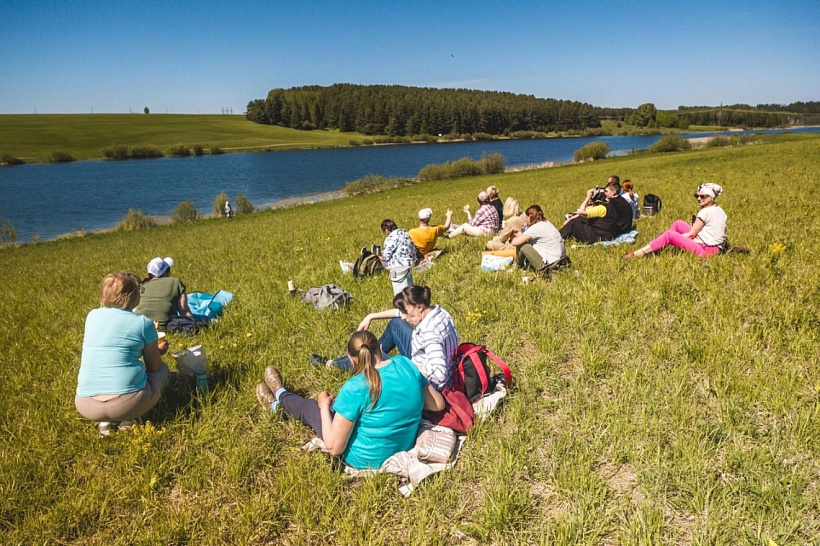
585,205,607,219
408,225,446,255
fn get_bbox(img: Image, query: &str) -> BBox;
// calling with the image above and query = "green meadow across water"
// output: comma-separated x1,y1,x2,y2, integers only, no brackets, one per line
0,113,725,164
2,134,820,543
0,114,362,162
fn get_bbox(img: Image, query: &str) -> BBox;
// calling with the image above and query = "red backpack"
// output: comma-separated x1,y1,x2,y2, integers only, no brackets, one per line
453,343,513,403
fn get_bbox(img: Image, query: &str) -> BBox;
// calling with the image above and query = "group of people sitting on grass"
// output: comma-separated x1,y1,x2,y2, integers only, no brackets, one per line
76,175,730,471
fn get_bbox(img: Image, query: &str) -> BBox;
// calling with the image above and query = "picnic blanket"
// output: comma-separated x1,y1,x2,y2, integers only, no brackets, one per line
302,382,508,497
570,229,638,249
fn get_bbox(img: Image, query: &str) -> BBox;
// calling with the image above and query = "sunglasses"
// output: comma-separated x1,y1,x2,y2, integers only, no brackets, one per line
694,194,710,199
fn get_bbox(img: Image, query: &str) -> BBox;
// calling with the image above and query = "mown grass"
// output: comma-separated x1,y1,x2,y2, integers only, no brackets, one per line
0,114,367,163
2,134,820,544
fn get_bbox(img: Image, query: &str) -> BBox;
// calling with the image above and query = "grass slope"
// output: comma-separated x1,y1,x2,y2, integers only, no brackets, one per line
1,134,819,544
0,114,361,162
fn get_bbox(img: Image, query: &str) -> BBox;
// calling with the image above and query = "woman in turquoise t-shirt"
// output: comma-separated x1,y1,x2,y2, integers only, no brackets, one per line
75,272,171,436
256,330,445,469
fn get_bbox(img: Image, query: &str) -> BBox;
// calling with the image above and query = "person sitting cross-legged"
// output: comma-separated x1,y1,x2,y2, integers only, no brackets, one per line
511,204,570,276
256,330,444,470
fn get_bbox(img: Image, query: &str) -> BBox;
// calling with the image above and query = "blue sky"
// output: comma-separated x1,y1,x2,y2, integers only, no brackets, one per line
1,0,818,114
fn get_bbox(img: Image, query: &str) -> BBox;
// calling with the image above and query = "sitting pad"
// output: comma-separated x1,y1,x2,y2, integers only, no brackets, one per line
302,382,507,497
570,229,638,249
187,290,234,321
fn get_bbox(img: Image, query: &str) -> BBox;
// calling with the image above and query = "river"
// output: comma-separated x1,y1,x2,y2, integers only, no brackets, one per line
1,127,817,242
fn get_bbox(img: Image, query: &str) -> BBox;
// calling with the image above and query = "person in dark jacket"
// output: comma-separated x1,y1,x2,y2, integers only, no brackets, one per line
560,176,633,244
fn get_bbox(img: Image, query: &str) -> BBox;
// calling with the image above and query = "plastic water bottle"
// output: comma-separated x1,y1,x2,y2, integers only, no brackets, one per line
196,373,208,393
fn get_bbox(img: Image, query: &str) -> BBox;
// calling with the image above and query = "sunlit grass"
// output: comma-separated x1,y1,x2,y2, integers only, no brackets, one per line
1,133,819,543
0,114,367,162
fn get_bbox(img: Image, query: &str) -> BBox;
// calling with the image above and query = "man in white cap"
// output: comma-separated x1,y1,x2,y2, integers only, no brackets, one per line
408,207,453,260
133,257,193,327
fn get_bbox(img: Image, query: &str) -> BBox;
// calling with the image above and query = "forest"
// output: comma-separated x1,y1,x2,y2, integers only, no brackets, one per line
245,84,604,135
245,84,819,135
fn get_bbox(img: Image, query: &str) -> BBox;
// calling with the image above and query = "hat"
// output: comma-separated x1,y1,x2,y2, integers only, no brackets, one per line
418,208,433,220
147,257,174,277
697,183,723,199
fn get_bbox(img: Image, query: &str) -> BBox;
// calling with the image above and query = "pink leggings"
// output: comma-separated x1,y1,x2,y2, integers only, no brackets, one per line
648,220,720,258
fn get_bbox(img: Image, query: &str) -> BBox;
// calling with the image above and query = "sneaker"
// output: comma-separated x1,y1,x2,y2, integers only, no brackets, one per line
117,418,141,432
309,353,331,368
264,366,284,393
256,382,276,408
99,422,112,437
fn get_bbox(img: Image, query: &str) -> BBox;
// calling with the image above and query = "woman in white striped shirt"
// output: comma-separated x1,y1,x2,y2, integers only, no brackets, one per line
320,286,459,392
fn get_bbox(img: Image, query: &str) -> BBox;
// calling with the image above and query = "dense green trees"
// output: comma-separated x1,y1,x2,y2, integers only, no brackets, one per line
246,84,602,135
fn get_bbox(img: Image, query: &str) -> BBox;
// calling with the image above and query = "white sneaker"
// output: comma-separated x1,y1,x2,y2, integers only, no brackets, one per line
99,422,112,437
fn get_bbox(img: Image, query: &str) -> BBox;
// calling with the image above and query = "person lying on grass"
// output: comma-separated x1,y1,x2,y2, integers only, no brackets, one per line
311,285,459,392
75,272,170,437
624,183,726,259
510,204,570,276
257,330,444,470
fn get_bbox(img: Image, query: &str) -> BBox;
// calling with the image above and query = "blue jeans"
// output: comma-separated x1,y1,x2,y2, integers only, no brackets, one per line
330,318,413,370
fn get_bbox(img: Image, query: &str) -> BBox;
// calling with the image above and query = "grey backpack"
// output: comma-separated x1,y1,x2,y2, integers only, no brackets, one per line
299,284,353,311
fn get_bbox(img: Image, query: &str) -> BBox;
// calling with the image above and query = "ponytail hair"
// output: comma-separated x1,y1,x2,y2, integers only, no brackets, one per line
347,330,383,407
622,179,634,199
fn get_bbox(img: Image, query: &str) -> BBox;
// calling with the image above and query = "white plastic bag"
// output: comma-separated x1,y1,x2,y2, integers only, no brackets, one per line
172,344,209,378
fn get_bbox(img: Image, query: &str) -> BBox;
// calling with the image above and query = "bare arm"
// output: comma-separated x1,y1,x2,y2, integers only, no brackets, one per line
318,391,356,456
442,209,453,230
422,384,445,411
142,340,167,373
686,217,705,239
179,291,193,317
510,232,531,247
357,309,400,331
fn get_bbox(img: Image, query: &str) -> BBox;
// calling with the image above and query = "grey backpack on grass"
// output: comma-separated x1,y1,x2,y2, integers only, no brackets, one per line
299,284,353,311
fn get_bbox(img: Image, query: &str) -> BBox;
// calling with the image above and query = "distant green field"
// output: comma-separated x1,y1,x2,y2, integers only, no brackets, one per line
2,134,820,543
0,114,362,162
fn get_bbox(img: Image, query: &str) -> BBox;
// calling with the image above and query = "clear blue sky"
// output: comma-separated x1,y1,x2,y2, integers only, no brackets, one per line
1,0,818,114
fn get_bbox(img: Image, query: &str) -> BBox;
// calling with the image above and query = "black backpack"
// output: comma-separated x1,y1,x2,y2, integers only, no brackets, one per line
352,247,384,278
642,194,662,217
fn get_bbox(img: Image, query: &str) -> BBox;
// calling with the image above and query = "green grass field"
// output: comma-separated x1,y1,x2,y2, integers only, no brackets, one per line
2,133,820,544
0,114,733,165
0,114,362,162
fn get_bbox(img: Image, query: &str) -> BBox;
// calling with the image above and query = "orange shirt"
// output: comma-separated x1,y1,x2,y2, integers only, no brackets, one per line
408,224,446,255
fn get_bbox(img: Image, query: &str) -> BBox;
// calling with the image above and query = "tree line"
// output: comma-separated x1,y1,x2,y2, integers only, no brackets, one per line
245,84,603,135
246,84,818,135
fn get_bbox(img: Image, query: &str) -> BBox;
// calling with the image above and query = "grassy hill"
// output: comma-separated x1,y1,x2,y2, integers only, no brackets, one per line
0,114,362,163
2,133,819,543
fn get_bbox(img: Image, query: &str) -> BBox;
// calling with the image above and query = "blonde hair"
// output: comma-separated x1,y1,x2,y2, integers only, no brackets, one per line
347,330,383,406
486,185,499,200
99,271,141,310
502,196,520,217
